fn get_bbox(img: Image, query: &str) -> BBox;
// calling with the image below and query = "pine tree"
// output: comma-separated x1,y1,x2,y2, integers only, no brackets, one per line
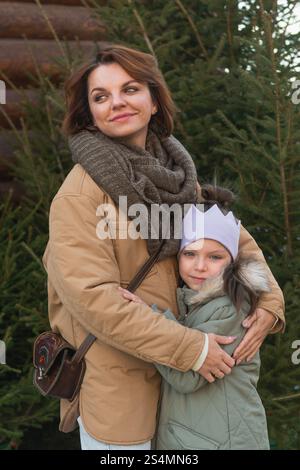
210,0,300,449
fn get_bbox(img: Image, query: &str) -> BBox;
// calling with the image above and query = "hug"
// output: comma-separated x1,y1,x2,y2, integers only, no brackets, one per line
42,43,285,450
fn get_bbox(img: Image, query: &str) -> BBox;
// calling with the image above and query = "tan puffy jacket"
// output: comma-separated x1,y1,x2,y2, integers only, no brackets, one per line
42,164,285,445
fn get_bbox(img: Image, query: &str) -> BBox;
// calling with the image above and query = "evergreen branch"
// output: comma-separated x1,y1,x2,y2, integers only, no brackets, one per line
0,108,23,144
175,0,208,59
23,35,45,88
127,0,157,60
259,0,293,256
207,35,226,74
216,110,248,141
20,242,45,272
34,0,71,70
273,392,300,402
226,0,236,66
18,119,44,202
43,92,67,184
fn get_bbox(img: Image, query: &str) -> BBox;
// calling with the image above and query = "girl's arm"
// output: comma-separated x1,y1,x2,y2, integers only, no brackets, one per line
153,305,246,394
153,308,207,393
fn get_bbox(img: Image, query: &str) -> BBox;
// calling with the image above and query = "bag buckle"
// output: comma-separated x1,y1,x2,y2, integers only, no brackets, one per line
37,366,44,381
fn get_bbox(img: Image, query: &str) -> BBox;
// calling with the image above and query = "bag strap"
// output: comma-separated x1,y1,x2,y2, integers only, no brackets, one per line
71,240,165,364
126,239,165,292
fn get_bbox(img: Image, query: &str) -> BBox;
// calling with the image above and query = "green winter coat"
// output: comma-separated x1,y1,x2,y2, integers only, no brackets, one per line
154,260,270,450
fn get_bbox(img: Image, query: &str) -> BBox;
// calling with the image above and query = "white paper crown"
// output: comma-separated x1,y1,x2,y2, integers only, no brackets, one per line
180,204,241,259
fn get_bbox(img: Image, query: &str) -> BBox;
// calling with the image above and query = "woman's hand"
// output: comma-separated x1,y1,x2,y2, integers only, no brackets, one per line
198,333,236,382
118,287,148,306
233,308,276,364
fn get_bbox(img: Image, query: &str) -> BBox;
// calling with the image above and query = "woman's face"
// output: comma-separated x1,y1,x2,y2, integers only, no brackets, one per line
179,238,232,290
87,62,157,149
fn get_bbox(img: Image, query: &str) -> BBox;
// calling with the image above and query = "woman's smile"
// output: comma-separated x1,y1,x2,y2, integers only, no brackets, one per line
110,113,138,122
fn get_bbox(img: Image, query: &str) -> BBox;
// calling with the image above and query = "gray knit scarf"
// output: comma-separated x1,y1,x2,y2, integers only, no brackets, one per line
69,128,197,260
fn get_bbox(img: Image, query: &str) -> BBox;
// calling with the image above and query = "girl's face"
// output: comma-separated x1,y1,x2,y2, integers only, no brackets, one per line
87,62,157,149
179,239,232,291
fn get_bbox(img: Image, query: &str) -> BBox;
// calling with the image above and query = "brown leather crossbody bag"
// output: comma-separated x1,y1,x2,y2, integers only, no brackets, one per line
33,240,164,402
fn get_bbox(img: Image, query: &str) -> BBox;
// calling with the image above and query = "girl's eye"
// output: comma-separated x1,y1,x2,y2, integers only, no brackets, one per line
183,252,195,257
94,87,138,102
210,255,223,260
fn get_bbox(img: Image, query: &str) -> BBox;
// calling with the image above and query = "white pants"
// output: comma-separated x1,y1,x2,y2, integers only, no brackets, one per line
77,416,151,450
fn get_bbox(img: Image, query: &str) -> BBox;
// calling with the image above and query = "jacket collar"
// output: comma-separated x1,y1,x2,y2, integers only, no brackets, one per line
177,258,271,308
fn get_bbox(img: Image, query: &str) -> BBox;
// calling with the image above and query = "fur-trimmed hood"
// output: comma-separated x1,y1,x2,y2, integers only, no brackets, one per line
178,258,271,308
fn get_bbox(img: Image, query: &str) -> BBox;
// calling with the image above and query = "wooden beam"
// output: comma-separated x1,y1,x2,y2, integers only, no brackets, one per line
0,130,18,171
0,2,106,40
1,1,99,6
0,89,38,128
0,39,100,86
0,179,24,203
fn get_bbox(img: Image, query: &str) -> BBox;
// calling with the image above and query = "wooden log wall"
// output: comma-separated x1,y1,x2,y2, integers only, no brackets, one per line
0,0,107,201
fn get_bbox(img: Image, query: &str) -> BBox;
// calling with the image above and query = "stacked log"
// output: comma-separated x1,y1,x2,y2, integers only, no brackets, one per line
0,38,101,86
0,0,107,201
0,89,39,129
0,2,105,40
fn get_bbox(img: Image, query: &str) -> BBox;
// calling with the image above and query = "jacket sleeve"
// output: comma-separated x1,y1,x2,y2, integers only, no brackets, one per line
154,305,246,393
239,225,285,333
44,193,205,372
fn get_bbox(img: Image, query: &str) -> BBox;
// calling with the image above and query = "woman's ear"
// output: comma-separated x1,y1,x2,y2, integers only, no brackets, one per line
152,101,158,115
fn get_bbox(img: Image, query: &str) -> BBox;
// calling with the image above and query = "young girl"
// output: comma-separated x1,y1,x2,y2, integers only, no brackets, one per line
119,185,271,450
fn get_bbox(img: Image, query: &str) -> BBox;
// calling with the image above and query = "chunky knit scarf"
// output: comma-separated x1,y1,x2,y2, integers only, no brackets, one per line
69,128,197,260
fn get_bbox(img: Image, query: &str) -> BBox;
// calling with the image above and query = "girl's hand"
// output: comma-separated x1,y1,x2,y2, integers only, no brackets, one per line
118,287,148,306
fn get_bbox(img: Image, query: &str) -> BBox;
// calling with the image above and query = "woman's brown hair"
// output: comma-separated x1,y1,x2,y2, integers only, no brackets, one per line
201,184,259,315
62,43,178,137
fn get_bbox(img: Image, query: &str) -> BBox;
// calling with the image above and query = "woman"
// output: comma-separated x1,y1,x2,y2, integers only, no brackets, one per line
42,43,285,450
